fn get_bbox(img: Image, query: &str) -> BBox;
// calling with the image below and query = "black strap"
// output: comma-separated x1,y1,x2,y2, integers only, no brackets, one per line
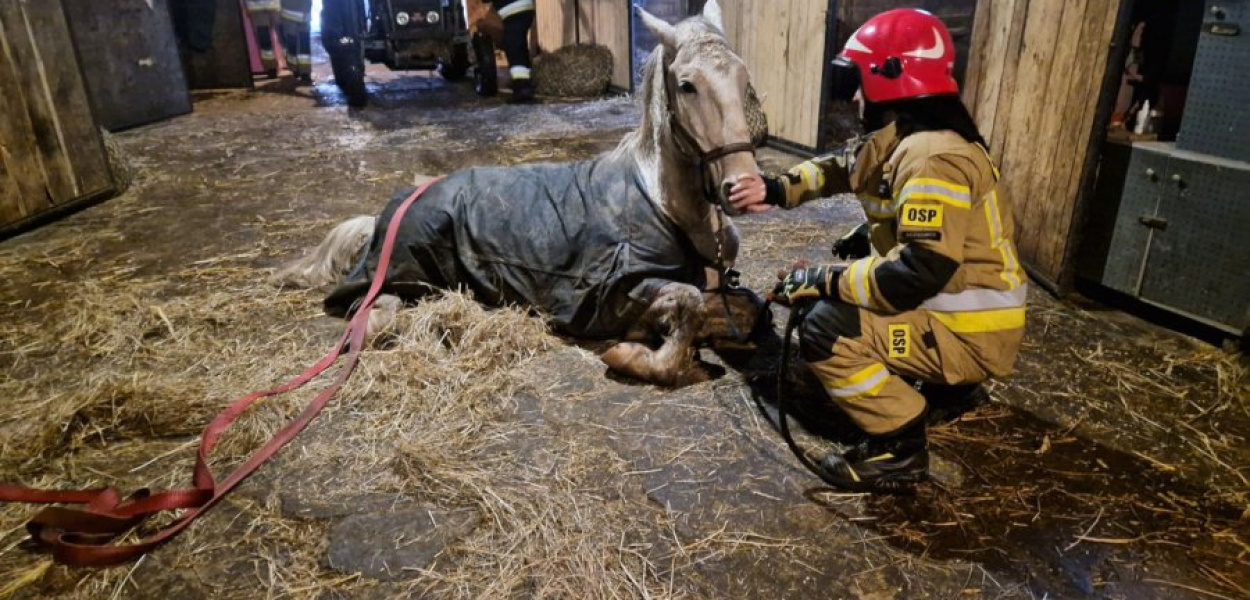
773,302,844,487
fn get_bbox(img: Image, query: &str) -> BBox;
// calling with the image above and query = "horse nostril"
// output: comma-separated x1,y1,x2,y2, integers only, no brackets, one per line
721,182,733,199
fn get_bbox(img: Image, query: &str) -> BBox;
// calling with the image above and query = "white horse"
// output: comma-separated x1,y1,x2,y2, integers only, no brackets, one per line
274,1,760,386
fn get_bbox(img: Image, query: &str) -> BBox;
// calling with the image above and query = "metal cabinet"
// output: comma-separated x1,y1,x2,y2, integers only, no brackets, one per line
1079,142,1250,335
1177,0,1250,162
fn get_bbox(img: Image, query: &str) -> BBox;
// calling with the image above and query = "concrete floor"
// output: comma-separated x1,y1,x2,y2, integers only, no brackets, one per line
0,57,1246,600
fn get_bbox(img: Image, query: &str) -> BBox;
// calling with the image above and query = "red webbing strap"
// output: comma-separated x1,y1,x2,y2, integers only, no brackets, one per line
0,178,440,567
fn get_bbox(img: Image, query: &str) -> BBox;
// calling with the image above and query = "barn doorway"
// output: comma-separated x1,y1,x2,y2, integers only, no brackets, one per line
630,0,688,89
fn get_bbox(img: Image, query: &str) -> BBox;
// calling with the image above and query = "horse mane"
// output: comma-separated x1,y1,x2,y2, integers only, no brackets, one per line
610,46,666,162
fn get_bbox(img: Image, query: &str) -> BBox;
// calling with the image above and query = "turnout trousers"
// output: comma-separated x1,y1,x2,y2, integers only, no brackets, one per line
799,298,1006,435
247,0,313,78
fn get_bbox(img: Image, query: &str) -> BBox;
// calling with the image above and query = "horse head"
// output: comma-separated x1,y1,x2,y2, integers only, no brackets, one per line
637,0,759,217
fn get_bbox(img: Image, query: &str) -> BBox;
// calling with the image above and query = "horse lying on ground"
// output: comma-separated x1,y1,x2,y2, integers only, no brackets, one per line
274,1,764,386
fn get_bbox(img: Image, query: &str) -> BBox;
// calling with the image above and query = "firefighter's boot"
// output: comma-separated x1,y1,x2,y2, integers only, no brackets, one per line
509,77,535,104
818,416,928,493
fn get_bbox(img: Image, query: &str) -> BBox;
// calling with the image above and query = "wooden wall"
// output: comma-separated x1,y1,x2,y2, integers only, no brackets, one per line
720,0,830,149
0,0,113,233
534,0,632,91
962,0,1124,287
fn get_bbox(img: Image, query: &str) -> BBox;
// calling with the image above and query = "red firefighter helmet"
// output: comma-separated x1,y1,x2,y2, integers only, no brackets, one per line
833,9,959,104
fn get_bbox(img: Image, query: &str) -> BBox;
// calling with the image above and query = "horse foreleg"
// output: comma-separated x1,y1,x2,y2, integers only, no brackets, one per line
601,283,708,386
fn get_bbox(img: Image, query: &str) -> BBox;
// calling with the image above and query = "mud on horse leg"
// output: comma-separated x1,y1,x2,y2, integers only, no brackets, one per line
601,282,710,386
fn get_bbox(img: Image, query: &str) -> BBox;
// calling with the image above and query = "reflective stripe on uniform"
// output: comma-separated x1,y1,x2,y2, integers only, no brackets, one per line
792,161,824,194
498,0,535,18
293,54,313,66
260,49,276,60
859,195,893,220
280,8,306,22
921,285,1027,312
847,257,876,308
897,178,972,209
984,190,1023,288
930,306,1026,333
247,0,281,12
510,66,531,79
827,363,890,399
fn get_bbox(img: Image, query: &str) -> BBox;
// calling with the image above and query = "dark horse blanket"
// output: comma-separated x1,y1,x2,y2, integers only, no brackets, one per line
324,154,706,339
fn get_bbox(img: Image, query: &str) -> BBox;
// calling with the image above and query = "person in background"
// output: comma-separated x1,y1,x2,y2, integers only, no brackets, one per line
486,0,536,103
246,0,313,84
729,9,1027,493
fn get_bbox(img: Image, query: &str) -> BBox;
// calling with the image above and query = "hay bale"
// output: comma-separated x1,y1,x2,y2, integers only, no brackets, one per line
101,128,134,194
533,44,613,98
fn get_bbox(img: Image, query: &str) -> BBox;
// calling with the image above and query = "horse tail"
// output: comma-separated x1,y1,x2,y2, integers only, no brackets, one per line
271,215,377,288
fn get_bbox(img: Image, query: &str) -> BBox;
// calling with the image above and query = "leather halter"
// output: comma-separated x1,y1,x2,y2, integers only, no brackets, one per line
662,67,756,208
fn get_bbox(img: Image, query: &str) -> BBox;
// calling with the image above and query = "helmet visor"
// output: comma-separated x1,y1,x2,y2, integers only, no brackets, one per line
828,58,861,104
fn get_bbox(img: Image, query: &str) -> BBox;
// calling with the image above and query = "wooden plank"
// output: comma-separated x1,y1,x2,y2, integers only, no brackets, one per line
0,9,51,223
1035,0,1101,274
23,0,112,201
987,0,1031,157
63,0,192,131
996,0,1066,269
535,0,576,52
1021,0,1089,278
786,0,825,148
181,0,253,89
1051,0,1123,275
960,0,991,111
592,1,631,89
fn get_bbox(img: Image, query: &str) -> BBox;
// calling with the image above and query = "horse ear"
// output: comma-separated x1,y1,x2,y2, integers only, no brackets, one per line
702,0,726,36
637,6,677,50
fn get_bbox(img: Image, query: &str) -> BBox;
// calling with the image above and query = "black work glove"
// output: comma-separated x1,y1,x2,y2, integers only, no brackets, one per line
832,222,871,260
770,265,842,306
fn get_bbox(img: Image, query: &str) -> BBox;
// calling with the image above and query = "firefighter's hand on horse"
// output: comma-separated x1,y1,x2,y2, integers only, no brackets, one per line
770,263,842,306
728,173,772,213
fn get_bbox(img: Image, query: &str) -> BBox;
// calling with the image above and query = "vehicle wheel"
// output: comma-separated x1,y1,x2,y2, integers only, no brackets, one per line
321,0,368,107
472,33,498,97
440,42,470,81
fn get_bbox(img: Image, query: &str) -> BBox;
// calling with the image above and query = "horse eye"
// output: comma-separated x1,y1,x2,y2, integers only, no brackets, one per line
678,80,697,94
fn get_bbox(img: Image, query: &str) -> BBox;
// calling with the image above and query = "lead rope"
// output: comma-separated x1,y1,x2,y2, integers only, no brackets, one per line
775,301,842,486
710,205,758,345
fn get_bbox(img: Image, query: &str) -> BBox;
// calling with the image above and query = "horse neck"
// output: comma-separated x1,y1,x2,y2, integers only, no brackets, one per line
631,124,730,266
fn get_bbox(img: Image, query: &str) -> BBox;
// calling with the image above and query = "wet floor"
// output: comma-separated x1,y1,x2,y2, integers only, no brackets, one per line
0,59,1246,599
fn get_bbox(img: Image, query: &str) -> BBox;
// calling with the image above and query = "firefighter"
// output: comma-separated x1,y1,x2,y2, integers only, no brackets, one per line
246,0,313,83
729,9,1026,492
487,0,536,103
